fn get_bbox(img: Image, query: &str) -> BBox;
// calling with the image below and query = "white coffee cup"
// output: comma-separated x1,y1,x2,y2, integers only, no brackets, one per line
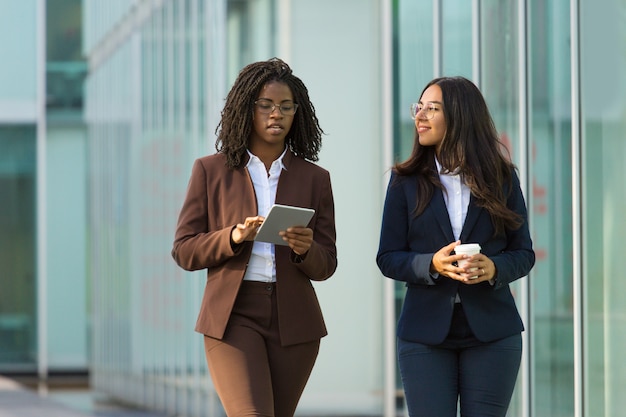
455,243,481,278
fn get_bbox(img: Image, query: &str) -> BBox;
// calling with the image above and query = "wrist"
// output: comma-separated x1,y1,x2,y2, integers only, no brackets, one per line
230,226,243,246
291,251,308,263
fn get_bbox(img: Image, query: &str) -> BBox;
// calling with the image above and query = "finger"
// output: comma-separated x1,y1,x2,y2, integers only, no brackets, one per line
243,215,264,226
448,271,470,282
285,226,313,236
446,240,462,254
284,237,312,251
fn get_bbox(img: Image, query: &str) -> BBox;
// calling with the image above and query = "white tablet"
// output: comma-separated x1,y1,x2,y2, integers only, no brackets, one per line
254,204,315,245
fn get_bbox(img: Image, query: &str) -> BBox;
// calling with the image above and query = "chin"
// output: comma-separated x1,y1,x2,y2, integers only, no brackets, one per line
419,138,441,148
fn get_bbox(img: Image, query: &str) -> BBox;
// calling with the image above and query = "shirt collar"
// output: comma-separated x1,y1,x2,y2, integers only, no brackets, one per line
246,148,288,172
435,156,460,177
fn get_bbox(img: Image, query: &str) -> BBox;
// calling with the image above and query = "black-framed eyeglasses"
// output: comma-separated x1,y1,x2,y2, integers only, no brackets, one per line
410,102,441,120
254,99,298,116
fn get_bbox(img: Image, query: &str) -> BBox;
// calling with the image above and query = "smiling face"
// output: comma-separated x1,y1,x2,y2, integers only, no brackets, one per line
415,84,446,149
249,81,295,159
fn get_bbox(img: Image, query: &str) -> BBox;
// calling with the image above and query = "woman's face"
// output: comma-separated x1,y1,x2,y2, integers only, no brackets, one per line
249,81,295,154
415,84,446,149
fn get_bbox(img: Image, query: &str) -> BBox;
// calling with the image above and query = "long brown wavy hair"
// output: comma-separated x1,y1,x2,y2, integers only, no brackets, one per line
215,57,324,169
394,76,523,236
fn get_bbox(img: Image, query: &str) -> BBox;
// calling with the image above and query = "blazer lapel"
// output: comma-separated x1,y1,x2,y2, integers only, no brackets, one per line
429,187,455,243
459,195,482,242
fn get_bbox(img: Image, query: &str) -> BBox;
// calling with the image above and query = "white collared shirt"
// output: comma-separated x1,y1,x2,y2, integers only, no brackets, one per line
435,158,470,241
242,149,287,282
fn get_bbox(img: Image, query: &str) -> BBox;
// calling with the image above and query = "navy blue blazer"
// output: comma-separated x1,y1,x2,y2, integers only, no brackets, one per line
376,170,535,345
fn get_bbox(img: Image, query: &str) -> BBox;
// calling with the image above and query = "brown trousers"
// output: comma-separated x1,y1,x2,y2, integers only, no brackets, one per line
204,281,320,417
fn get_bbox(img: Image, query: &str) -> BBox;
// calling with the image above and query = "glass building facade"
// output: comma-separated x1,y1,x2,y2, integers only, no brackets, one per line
1,1,624,416
0,0,87,376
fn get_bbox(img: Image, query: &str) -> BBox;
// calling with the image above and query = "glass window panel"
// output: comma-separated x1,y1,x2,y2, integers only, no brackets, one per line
441,0,472,78
395,0,433,162
47,0,83,61
480,1,520,154
226,0,276,85
46,0,86,114
581,0,626,415
0,125,37,371
528,1,575,416
46,128,88,370
0,1,37,102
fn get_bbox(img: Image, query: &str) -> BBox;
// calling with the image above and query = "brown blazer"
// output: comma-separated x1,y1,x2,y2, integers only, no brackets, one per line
172,150,337,346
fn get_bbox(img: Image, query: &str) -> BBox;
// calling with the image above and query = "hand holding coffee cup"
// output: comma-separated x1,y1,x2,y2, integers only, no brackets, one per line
455,243,481,279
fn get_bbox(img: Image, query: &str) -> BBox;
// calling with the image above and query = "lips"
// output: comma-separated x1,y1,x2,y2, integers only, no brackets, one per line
417,125,430,134
268,123,284,131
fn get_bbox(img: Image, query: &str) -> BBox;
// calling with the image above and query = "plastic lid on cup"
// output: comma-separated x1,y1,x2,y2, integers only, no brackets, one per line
454,243,481,253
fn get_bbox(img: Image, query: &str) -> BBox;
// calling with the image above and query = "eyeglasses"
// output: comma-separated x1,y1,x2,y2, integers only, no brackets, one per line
254,99,298,116
410,102,441,120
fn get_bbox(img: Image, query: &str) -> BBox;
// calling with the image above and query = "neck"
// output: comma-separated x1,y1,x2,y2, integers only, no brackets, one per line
249,145,285,171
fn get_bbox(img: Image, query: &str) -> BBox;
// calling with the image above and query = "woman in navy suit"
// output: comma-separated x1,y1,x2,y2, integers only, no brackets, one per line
377,76,534,417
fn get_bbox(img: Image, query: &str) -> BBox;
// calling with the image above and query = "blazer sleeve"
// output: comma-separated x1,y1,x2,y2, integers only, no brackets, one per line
489,170,535,289
291,169,338,281
376,173,438,286
171,159,245,271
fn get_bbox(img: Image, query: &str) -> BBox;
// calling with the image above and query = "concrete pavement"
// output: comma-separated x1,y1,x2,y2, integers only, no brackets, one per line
0,376,91,417
0,376,168,417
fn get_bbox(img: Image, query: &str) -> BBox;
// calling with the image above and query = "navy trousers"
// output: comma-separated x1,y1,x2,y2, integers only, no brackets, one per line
398,303,522,417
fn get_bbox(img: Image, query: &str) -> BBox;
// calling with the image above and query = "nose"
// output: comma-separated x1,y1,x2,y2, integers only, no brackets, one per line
269,106,283,117
415,108,428,119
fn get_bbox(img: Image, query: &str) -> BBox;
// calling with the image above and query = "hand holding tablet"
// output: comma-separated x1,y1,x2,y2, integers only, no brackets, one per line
255,204,315,245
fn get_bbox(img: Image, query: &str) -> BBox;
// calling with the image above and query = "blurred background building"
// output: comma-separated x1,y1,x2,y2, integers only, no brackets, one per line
0,0,624,416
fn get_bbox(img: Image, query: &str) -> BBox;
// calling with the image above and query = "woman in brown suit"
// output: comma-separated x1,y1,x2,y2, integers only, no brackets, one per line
171,58,337,417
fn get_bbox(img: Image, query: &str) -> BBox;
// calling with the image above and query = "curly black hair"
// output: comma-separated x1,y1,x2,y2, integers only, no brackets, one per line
215,57,324,169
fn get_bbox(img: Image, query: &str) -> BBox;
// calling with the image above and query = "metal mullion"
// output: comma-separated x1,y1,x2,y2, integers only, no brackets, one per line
188,2,203,414
153,3,166,411
570,0,583,416
130,27,144,404
176,0,188,412
472,0,481,87
277,0,292,62
433,0,442,77
516,2,532,417
381,1,395,416
36,0,48,387
164,1,176,412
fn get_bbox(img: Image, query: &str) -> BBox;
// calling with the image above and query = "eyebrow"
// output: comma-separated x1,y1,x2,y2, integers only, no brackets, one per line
418,100,443,105
257,98,295,103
